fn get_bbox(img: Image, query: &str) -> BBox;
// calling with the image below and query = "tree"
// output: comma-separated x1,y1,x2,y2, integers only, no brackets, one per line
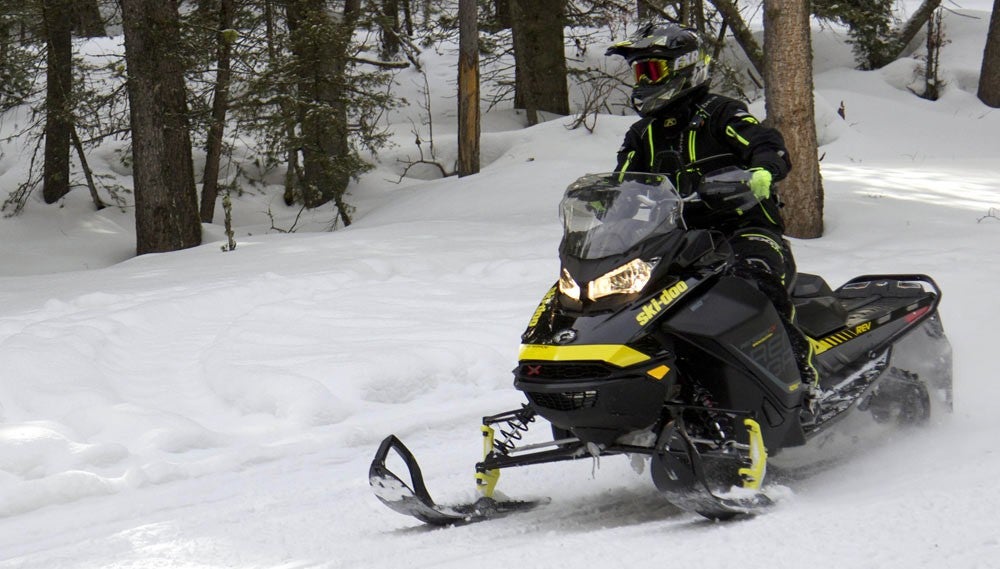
284,0,357,219
73,0,106,38
812,0,943,69
199,0,236,223
708,0,764,77
232,0,394,225
0,6,35,113
41,0,74,204
979,0,1000,107
121,0,202,254
888,0,944,64
377,0,401,58
2,0,112,215
707,0,944,74
509,0,569,125
457,0,479,176
762,0,823,238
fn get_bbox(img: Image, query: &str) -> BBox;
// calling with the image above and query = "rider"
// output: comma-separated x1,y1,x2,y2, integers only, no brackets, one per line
607,23,817,387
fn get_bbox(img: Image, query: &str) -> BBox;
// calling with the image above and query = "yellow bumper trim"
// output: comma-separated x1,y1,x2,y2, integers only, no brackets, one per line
518,343,651,368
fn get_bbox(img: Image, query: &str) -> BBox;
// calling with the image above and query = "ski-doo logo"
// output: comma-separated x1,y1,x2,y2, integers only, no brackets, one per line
636,280,690,326
528,287,557,328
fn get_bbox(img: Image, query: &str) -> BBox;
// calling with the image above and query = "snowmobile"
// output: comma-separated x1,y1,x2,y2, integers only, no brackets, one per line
369,167,953,524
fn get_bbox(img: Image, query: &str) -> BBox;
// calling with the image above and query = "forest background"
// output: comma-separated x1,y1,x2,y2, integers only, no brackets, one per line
4,0,999,258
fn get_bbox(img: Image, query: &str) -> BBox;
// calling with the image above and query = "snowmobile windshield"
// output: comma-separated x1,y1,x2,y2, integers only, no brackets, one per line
559,172,684,260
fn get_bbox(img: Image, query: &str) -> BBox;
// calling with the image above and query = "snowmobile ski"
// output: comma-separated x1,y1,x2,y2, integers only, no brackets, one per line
368,435,545,526
651,417,773,520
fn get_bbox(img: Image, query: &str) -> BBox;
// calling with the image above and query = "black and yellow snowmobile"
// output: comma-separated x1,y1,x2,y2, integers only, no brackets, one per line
369,169,953,524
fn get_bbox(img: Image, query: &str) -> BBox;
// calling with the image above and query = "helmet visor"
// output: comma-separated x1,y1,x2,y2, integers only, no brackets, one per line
633,59,670,85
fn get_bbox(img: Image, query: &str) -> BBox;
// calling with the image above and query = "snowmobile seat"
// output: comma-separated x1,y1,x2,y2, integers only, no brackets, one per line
791,273,849,338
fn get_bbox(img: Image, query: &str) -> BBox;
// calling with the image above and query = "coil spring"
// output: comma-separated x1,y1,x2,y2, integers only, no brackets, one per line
690,384,730,441
491,407,536,455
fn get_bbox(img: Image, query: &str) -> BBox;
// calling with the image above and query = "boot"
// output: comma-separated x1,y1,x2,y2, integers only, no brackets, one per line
781,318,818,388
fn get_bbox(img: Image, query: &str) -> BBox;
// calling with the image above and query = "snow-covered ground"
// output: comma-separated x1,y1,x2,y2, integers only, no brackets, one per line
2,4,1000,568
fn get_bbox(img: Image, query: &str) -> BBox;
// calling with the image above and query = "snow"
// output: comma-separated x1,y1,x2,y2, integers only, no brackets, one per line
2,4,1000,567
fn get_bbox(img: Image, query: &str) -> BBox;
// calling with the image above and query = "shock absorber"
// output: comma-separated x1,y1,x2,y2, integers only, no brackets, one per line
476,405,537,497
484,405,537,456
690,383,730,443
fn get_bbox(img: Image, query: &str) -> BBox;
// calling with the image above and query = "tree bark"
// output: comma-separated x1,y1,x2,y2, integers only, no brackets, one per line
42,0,73,204
493,0,512,29
457,0,480,176
510,0,569,125
379,0,401,58
763,0,823,238
121,0,202,254
978,0,1000,107
73,0,106,37
200,0,235,223
886,0,943,64
71,126,105,210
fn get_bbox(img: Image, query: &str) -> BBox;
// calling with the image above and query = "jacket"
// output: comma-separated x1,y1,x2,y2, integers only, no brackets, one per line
615,86,792,233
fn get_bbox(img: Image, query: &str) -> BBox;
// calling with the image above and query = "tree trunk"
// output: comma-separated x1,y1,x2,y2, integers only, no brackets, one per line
763,0,823,239
42,0,73,204
401,0,413,36
978,0,1000,107
707,0,764,78
285,0,353,220
200,0,235,223
679,0,692,27
694,0,706,33
71,126,105,210
379,0,401,58
73,0,106,37
637,0,649,20
510,0,569,125
884,0,943,65
493,0,512,29
921,9,943,101
121,0,202,254
457,0,480,176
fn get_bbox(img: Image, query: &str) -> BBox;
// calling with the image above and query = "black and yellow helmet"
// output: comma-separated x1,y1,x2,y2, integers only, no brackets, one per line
606,24,711,116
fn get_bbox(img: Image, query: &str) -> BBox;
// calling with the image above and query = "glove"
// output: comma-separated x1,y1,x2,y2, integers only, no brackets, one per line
748,168,773,201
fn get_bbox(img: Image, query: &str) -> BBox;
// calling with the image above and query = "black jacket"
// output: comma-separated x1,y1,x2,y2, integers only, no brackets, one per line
615,87,791,233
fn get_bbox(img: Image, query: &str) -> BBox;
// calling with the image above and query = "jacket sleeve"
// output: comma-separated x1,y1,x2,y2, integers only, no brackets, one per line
713,101,792,181
615,121,647,173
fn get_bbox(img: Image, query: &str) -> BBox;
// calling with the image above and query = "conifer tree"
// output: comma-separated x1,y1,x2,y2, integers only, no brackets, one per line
121,0,202,254
41,0,74,204
979,0,1000,107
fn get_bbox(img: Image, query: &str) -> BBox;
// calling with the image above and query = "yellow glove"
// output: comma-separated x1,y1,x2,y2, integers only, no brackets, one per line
748,168,772,201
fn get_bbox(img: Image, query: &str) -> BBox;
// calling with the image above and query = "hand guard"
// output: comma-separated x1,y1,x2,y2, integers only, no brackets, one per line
697,167,759,214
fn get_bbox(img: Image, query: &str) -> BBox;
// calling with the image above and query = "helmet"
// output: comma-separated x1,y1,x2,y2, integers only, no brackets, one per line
606,24,710,116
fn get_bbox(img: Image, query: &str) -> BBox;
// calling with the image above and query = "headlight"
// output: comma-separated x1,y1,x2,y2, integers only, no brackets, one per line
558,267,581,300
588,259,654,300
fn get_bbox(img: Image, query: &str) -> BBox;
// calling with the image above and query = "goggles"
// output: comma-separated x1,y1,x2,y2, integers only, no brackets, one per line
633,59,670,84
